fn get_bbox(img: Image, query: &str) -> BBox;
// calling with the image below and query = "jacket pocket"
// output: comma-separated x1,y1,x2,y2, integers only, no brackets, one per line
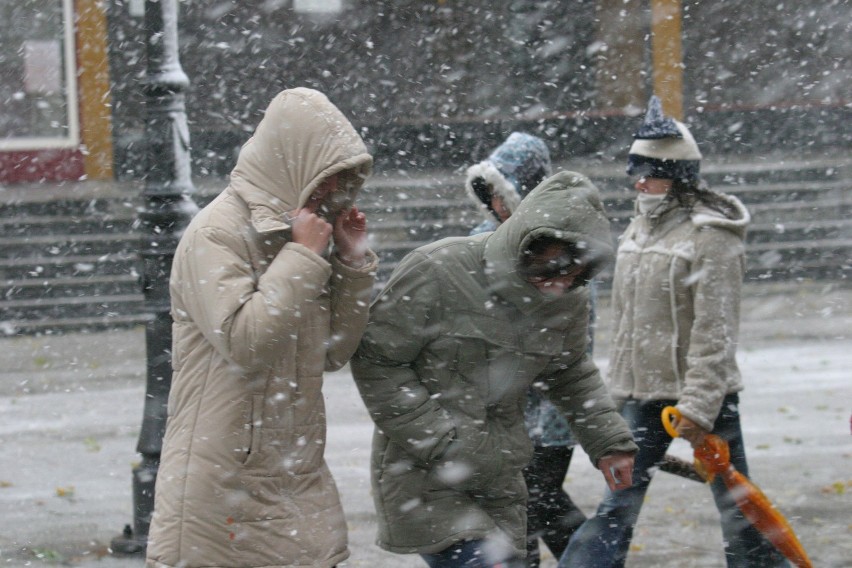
241,394,264,467
441,312,514,404
170,321,195,372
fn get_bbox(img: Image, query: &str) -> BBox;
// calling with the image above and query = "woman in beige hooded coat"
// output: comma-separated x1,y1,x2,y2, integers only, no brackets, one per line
146,88,377,568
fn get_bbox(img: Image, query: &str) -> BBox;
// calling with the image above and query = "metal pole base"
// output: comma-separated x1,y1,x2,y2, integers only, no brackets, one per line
110,524,147,556
111,457,158,556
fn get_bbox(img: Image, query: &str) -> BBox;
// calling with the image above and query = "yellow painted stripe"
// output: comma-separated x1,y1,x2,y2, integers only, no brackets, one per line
76,0,114,179
650,0,683,120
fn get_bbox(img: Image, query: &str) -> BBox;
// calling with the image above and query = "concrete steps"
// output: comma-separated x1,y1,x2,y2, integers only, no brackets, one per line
0,188,146,334
1,154,849,335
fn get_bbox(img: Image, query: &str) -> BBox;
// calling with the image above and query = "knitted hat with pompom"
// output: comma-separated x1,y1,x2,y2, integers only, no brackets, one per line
465,132,552,221
627,96,701,182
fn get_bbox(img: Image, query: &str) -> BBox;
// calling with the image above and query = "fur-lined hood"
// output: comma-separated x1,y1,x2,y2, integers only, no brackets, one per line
465,132,551,223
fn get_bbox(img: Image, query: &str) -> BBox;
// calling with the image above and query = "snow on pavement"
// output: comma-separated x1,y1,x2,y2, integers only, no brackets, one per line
0,332,848,567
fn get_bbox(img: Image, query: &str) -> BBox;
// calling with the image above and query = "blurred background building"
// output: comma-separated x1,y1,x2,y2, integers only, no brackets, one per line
1,0,849,183
1,0,849,334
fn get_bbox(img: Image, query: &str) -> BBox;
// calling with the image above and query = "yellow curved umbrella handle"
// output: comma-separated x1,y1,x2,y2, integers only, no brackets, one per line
662,406,682,439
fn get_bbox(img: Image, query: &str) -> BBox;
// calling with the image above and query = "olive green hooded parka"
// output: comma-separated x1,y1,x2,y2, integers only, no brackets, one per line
351,171,638,559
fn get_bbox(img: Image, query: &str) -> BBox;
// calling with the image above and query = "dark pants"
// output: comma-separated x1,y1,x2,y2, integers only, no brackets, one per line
421,539,526,568
559,395,789,568
523,445,586,567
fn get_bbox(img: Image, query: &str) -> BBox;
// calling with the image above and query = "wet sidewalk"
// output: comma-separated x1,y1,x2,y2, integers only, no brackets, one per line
0,282,850,567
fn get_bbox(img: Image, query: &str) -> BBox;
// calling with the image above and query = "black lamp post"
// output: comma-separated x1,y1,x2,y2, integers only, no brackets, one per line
111,0,196,555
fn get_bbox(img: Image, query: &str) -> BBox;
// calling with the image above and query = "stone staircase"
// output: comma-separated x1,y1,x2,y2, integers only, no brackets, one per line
0,185,143,335
361,153,852,286
591,154,852,283
358,171,480,284
1,154,849,335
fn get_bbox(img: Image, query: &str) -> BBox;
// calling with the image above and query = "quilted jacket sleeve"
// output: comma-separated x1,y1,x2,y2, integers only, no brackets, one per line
350,251,457,465
172,224,331,371
676,227,746,431
538,299,638,466
325,250,378,371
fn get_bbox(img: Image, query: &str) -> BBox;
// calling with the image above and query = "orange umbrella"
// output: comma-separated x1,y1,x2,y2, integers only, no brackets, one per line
662,406,813,568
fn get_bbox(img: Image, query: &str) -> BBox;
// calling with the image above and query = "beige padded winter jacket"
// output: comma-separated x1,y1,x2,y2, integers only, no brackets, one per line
146,88,376,568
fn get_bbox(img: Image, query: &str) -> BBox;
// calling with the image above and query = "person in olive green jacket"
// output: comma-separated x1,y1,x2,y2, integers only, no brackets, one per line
351,171,638,567
146,88,377,568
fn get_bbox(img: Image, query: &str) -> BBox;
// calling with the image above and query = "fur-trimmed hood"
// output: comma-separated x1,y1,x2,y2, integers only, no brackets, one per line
465,132,551,222
690,192,750,238
640,191,750,239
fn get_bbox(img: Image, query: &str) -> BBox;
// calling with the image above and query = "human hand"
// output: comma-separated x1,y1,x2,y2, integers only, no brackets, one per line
289,208,333,255
333,207,368,267
598,452,634,492
673,414,709,449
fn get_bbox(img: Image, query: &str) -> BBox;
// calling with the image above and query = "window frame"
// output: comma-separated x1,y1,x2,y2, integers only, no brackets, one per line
0,0,80,151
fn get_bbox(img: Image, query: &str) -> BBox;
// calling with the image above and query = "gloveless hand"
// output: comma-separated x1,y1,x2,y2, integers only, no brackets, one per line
333,207,368,267
290,208,333,255
673,413,709,449
598,452,635,492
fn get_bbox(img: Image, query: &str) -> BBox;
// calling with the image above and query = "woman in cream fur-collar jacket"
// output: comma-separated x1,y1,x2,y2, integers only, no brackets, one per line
560,97,789,568
606,188,750,430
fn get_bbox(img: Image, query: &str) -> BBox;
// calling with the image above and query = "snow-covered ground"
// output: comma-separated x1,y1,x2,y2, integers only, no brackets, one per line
0,284,849,567
323,340,852,567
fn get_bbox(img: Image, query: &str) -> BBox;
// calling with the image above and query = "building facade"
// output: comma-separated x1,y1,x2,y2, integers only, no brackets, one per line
0,0,113,183
1,0,849,184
